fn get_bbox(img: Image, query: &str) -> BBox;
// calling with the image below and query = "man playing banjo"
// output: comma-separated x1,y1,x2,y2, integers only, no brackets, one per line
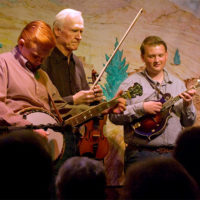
0,20,126,160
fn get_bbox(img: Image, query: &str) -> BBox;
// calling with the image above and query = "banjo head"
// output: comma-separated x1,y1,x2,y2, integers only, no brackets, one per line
19,108,64,161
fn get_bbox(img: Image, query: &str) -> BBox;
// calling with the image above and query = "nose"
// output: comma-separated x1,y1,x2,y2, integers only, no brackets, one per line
154,55,160,62
76,31,82,40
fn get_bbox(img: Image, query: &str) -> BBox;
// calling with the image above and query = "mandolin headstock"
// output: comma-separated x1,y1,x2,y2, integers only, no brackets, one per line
121,82,143,99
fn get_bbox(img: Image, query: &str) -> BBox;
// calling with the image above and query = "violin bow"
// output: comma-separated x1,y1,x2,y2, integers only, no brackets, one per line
91,8,143,90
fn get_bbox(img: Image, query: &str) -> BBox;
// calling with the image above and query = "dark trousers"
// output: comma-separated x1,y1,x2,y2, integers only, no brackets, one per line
124,145,173,172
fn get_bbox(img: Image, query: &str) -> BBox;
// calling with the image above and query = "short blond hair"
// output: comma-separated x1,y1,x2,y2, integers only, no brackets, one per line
140,36,167,55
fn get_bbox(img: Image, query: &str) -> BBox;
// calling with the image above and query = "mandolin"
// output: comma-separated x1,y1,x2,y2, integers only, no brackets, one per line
132,79,200,140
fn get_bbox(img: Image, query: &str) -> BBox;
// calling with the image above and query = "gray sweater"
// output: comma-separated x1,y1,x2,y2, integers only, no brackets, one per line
109,69,196,147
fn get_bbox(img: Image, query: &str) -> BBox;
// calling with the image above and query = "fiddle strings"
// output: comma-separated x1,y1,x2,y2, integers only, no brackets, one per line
91,8,143,90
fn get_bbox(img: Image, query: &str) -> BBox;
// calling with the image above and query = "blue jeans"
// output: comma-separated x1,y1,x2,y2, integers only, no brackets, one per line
124,148,172,172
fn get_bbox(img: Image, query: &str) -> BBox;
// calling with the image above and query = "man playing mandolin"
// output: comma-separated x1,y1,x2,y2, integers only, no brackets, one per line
109,35,196,172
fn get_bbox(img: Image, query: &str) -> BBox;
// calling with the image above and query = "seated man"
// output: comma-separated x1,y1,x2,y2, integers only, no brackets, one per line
0,20,73,127
0,20,126,159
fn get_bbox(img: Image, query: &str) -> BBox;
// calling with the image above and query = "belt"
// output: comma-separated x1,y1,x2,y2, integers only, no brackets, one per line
126,144,174,154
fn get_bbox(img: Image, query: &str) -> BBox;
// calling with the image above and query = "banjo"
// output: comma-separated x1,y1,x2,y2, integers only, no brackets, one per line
19,107,64,161
18,82,143,161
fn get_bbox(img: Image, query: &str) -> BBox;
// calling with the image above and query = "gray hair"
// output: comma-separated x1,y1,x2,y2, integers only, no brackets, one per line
53,8,82,30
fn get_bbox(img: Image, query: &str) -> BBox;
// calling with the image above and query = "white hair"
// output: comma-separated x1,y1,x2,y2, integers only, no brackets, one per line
53,8,82,30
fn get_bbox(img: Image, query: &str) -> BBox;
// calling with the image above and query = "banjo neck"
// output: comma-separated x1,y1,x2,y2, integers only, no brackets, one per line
64,98,118,127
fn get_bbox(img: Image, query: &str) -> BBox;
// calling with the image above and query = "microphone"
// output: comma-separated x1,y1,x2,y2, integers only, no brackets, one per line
0,124,73,133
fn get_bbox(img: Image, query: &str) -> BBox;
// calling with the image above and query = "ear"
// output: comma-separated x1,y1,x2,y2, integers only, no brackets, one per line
166,51,168,59
141,54,145,62
18,39,25,49
54,26,61,37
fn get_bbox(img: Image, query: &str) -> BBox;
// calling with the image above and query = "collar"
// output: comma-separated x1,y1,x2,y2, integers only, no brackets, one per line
12,46,41,73
12,46,28,69
51,47,74,63
143,69,173,85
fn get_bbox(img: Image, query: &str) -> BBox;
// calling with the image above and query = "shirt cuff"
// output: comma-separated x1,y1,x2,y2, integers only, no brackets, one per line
182,103,195,116
63,95,74,105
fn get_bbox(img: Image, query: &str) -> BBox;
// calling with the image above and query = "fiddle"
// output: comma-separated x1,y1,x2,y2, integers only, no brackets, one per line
78,70,109,160
78,8,143,159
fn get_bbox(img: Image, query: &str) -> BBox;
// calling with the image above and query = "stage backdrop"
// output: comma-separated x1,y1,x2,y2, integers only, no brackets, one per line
0,0,200,185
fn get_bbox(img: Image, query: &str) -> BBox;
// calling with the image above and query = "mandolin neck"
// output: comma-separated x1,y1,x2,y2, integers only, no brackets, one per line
161,82,199,111
161,95,181,111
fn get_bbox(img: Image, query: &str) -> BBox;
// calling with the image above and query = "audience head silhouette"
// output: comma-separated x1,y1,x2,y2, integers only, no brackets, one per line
56,156,106,200
0,129,53,199
123,157,199,199
174,126,200,186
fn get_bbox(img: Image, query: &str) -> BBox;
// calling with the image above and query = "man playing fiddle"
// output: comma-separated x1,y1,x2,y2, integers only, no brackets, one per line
42,8,103,105
42,8,121,159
